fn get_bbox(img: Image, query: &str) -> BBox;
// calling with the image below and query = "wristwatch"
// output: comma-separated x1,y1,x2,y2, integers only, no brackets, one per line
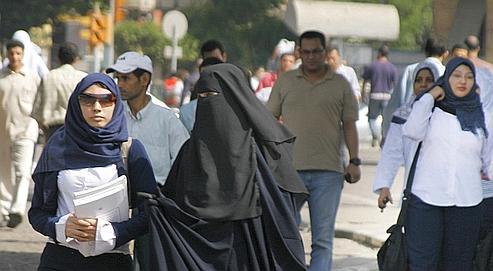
349,158,362,166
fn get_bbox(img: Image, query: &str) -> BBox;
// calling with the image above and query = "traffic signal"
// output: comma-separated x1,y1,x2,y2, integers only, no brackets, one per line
89,13,108,49
115,0,127,23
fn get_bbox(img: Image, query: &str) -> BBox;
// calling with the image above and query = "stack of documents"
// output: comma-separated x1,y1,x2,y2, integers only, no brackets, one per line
74,175,129,222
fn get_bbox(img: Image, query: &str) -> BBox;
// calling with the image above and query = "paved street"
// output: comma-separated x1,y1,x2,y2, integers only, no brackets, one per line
0,108,393,270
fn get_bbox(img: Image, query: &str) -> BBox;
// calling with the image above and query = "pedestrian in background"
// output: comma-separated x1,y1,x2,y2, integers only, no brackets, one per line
402,57,491,270
267,30,360,271
179,39,227,133
373,59,443,210
327,46,361,101
382,38,447,143
0,39,41,228
3,30,49,79
256,52,296,104
29,73,158,271
362,45,398,147
32,42,87,140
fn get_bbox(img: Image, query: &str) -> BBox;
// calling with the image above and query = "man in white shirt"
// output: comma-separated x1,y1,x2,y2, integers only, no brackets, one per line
0,40,41,228
327,47,361,101
32,42,87,139
106,51,189,270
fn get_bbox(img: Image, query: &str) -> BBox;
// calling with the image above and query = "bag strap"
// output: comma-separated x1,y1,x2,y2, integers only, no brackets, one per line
121,137,133,206
396,141,422,226
121,137,133,170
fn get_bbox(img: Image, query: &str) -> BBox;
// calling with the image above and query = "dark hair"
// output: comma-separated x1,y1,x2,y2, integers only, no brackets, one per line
58,42,80,65
451,43,468,52
378,45,390,57
200,40,225,58
464,35,480,51
424,37,447,57
299,31,326,49
6,39,24,51
327,46,339,54
132,68,152,88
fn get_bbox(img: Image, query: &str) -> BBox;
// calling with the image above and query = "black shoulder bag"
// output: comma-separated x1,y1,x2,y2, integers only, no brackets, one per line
377,142,422,271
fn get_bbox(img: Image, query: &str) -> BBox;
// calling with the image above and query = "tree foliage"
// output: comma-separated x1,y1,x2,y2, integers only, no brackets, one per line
114,21,200,71
184,0,297,69
0,0,108,40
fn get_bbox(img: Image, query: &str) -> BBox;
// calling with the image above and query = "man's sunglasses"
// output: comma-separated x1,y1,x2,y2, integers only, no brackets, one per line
78,93,116,107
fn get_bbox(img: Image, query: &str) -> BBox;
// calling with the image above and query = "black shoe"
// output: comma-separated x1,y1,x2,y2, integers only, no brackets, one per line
7,213,22,228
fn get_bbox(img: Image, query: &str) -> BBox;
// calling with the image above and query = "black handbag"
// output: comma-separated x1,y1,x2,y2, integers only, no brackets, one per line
474,226,493,271
377,142,422,271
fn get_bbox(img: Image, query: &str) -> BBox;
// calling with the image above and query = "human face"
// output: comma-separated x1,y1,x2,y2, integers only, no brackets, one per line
7,46,23,71
413,68,434,95
299,38,326,73
115,72,147,101
327,49,341,70
452,48,468,58
79,84,116,128
448,64,475,97
279,54,296,73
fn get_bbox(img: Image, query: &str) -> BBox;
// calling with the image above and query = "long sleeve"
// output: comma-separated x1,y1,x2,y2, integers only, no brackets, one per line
111,139,158,248
402,93,435,141
28,171,62,240
266,77,283,119
373,123,405,192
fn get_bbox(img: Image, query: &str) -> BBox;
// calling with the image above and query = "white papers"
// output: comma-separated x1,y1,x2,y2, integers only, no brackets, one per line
74,175,129,222
71,175,130,257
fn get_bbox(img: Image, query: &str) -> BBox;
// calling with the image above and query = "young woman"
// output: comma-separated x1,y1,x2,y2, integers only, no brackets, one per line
29,73,157,271
402,57,491,270
373,59,443,209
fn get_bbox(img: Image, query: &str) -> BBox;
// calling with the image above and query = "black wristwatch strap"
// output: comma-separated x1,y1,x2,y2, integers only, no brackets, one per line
349,158,361,166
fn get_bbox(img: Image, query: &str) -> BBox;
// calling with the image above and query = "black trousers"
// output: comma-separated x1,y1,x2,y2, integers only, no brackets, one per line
38,243,132,271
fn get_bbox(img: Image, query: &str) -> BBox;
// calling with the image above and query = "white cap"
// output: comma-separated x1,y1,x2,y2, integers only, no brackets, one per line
277,39,295,55
106,51,153,74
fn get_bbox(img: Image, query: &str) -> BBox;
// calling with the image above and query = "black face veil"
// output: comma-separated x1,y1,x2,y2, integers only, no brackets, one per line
163,63,307,222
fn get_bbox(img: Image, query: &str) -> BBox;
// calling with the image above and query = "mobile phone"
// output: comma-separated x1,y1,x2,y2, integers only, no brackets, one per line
344,173,352,183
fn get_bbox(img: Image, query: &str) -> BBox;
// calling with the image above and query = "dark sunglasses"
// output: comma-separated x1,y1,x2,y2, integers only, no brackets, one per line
300,48,325,56
78,93,116,107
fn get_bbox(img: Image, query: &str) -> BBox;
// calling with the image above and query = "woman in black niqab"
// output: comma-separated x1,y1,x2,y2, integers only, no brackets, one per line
147,63,308,270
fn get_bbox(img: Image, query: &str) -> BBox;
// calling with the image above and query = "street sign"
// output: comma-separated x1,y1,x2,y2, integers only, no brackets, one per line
164,46,182,58
162,10,188,40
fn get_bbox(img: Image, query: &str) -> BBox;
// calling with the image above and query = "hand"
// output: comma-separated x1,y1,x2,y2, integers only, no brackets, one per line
378,188,393,210
65,213,97,242
344,163,361,184
429,86,445,101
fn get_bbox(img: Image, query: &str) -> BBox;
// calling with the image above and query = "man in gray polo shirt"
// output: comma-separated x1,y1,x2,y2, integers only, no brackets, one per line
106,51,189,269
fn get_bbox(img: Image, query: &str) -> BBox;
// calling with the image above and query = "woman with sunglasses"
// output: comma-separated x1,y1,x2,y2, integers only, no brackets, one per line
29,73,158,271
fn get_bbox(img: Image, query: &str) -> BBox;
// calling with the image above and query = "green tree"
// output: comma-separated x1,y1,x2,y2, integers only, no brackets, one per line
0,0,108,40
114,21,199,72
184,0,297,69
114,21,167,66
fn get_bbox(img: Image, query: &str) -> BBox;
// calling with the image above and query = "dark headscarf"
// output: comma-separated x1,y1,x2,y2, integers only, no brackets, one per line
420,57,487,136
34,73,128,175
163,63,307,222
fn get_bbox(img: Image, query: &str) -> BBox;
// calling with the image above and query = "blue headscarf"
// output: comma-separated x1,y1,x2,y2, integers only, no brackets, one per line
435,57,487,136
34,73,128,175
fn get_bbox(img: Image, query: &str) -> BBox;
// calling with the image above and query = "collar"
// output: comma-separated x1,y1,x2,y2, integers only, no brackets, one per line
125,95,152,120
296,64,334,81
1,65,28,76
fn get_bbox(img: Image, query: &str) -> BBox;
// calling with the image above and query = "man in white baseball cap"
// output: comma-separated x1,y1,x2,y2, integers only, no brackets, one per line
106,52,189,270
